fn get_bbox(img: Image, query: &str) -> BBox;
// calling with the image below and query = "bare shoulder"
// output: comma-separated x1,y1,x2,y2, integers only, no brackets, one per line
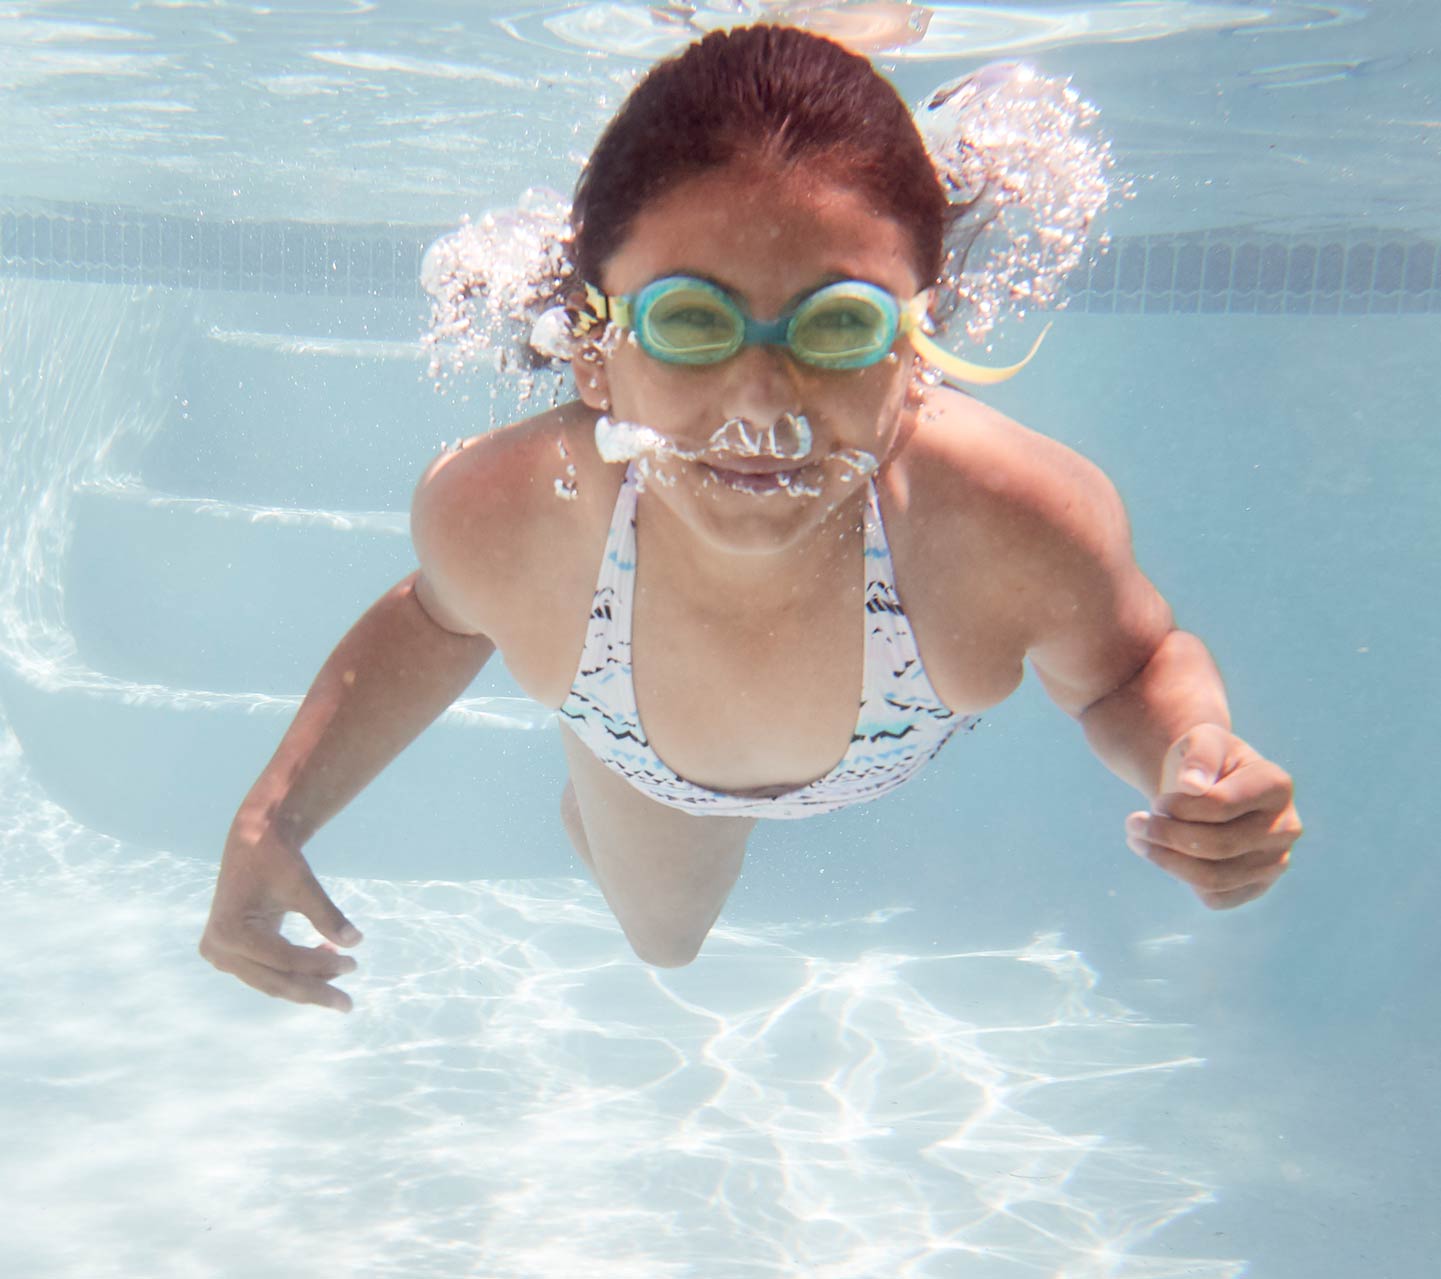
893,387,1173,714
410,401,618,645
901,387,1130,559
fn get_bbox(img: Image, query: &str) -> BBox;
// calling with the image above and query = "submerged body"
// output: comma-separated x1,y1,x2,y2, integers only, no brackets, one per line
418,389,1140,806
405,360,1236,970
198,24,1300,1010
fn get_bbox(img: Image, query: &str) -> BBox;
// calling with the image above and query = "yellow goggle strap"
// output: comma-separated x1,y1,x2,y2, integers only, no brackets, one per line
581,282,630,331
901,303,1051,386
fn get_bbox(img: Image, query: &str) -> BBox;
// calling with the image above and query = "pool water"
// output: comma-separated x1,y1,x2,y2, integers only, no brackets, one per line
1,2,1438,1276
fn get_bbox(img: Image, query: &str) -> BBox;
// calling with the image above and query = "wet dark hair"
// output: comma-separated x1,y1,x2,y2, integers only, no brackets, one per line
571,24,949,287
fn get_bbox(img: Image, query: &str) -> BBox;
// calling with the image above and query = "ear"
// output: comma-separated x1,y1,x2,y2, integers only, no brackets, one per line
573,343,612,412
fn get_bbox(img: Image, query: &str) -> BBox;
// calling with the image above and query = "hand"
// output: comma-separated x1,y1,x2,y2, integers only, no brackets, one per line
1124,723,1302,909
199,822,363,1012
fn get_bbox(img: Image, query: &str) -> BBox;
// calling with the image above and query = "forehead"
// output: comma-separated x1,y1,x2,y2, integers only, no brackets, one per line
601,163,921,305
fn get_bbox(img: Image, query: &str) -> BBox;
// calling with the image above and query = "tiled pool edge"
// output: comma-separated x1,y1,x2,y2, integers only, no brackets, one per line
2,200,1437,316
1072,227,1439,317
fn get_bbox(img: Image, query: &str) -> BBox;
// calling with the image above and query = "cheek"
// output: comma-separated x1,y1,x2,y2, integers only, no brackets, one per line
818,357,913,434
604,346,695,418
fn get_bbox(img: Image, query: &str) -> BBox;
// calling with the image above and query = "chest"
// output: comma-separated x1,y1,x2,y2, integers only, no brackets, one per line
505,480,1028,791
631,563,867,793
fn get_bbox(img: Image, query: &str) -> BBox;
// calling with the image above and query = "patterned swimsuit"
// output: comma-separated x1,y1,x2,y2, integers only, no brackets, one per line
559,463,978,819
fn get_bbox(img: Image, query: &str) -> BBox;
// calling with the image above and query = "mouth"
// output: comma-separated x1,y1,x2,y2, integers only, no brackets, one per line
702,461,814,493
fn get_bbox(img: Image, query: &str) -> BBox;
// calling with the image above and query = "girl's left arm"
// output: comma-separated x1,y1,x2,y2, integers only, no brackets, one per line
1022,456,1302,910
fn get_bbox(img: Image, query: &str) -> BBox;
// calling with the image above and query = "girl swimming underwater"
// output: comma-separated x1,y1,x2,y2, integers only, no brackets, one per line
200,25,1301,1011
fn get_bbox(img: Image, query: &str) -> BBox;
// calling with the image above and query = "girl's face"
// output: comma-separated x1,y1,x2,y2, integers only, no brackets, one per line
580,161,926,556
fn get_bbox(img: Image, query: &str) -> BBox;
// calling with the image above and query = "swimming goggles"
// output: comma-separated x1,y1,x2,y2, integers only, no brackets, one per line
578,275,1046,386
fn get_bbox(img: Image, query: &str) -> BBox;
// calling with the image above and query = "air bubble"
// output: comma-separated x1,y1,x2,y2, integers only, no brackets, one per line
421,189,574,400
916,62,1119,347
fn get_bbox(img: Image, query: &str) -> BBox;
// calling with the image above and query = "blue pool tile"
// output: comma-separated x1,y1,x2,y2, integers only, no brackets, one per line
1088,249,1117,294
1404,241,1435,293
305,236,330,285
1286,245,1316,296
1316,243,1344,292
70,214,87,259
1116,241,1146,292
261,225,283,277
1345,243,1375,293
240,224,263,274
283,230,304,280
160,218,181,271
137,221,155,273
199,225,220,279
347,239,370,292
1373,242,1404,293
1259,244,1288,295
219,223,240,275
1145,242,1175,292
177,223,198,275
121,222,141,271
1174,244,1203,292
368,241,393,295
1202,244,1231,292
1232,243,1260,292
57,219,77,264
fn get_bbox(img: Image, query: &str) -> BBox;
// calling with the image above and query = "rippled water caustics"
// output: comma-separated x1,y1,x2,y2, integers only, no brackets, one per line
0,0,1435,229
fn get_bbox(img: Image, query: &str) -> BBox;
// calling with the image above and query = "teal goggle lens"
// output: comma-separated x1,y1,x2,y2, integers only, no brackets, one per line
631,277,900,370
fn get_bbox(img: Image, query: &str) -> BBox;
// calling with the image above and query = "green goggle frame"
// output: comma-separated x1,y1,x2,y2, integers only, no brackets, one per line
579,275,1046,386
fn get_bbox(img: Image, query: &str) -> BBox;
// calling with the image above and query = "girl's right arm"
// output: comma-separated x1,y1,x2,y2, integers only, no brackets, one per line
198,572,494,1012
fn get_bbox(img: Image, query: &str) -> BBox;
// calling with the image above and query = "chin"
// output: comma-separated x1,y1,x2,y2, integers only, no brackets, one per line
669,467,859,554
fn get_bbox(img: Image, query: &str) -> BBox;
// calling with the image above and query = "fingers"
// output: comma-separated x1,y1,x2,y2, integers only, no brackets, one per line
221,950,356,1014
1127,806,1301,862
1127,800,1295,904
223,925,361,979
1132,839,1292,905
1196,881,1274,911
201,828,365,1011
200,927,359,1012
300,897,363,950
284,858,365,949
1137,735,1303,908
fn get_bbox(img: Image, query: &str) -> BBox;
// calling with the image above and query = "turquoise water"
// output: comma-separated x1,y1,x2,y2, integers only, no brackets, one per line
1,2,1438,1275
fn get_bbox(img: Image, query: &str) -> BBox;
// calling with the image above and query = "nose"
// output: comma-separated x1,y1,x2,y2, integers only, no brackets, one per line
718,341,805,428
